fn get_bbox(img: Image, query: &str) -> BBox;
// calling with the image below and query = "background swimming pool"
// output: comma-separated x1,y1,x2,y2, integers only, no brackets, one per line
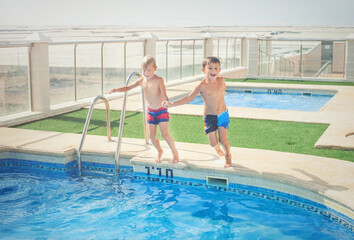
189,89,334,111
0,168,352,239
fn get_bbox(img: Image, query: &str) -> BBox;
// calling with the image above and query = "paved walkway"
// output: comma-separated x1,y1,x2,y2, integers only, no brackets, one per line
1,81,353,219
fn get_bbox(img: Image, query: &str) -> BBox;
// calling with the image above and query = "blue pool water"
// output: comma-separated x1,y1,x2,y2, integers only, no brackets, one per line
0,168,353,239
189,89,335,111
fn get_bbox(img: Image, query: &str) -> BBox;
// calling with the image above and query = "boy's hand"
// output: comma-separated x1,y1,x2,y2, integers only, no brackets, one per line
109,88,115,94
161,101,170,108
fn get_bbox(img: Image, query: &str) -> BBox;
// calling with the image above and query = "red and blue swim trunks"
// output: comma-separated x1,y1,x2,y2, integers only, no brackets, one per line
147,107,169,125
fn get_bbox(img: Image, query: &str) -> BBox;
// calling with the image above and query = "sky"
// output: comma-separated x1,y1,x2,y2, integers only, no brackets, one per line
0,0,353,26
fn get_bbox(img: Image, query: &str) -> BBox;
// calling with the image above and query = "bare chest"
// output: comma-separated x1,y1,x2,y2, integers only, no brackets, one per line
201,83,224,100
141,80,160,94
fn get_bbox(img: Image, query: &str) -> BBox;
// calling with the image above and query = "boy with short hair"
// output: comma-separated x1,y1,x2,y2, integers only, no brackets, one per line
162,56,232,167
109,55,179,163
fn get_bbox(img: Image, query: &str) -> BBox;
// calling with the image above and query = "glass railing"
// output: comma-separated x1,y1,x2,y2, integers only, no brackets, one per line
259,49,295,77
1,37,244,117
213,38,242,71
258,49,276,76
2,35,347,118
156,37,241,83
258,39,346,79
49,40,144,105
0,44,30,117
156,39,206,82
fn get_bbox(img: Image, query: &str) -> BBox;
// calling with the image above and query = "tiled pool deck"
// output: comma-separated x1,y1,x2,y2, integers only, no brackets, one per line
0,81,353,220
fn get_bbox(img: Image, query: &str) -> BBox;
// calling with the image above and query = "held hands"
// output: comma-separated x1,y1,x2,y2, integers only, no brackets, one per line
109,88,116,94
161,101,171,108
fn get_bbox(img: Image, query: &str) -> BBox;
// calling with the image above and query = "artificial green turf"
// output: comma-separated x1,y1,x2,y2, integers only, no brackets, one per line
15,109,354,162
226,78,354,86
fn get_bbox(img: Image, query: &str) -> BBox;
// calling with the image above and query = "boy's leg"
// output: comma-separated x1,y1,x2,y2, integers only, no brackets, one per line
159,122,179,163
218,127,232,167
148,123,163,162
208,131,225,157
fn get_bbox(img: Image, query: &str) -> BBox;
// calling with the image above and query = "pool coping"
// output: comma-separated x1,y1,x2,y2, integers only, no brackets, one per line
0,127,353,222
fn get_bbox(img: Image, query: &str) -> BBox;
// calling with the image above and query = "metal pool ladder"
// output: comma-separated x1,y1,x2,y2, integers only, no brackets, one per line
77,95,111,175
77,72,149,176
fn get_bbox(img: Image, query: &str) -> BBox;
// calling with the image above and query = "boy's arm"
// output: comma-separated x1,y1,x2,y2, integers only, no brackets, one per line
109,78,142,94
222,78,227,95
159,77,169,102
165,83,201,108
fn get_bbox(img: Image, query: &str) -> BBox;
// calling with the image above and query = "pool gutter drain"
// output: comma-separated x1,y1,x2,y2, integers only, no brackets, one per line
207,176,228,187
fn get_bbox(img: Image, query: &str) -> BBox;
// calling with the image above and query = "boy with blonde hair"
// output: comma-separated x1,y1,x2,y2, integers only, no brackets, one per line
109,56,179,163
162,57,231,167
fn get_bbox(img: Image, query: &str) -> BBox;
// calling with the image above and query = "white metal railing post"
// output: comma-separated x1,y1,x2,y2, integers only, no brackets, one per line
217,39,220,58
124,42,127,83
345,34,354,81
204,39,206,57
166,40,169,82
285,58,288,76
180,40,183,79
258,47,262,76
193,40,195,77
299,42,303,77
28,44,33,110
226,38,228,69
234,38,237,68
74,44,77,101
101,43,104,95
265,34,272,55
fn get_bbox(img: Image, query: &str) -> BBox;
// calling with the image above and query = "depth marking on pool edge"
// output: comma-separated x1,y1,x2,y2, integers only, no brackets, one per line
268,89,282,94
145,166,173,178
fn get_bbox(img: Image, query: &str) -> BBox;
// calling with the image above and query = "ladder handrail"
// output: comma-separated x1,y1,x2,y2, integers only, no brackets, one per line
77,95,111,175
313,60,332,77
115,72,148,175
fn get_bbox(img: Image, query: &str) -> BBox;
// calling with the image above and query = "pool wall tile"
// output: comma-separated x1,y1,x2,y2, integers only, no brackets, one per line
133,174,354,232
80,153,132,167
1,151,74,164
0,152,133,175
133,163,354,222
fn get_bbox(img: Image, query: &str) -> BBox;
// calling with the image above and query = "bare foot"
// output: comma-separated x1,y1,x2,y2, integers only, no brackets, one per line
155,149,163,163
214,145,225,157
224,153,232,168
172,151,179,163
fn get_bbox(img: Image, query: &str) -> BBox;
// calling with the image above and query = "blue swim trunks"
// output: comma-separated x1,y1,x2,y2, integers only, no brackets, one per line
204,110,230,134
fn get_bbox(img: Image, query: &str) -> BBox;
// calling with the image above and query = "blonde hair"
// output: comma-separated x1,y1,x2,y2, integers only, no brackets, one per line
141,55,156,68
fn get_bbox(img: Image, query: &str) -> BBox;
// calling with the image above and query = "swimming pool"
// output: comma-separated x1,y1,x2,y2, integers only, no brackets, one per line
189,87,336,111
1,166,353,239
